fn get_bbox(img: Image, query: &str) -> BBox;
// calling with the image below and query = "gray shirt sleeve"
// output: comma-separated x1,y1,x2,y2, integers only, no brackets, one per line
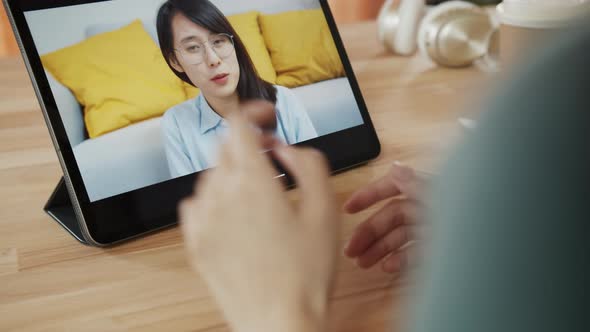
408,21,590,332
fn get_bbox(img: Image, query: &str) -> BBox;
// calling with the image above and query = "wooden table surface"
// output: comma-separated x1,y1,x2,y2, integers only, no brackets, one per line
0,21,491,331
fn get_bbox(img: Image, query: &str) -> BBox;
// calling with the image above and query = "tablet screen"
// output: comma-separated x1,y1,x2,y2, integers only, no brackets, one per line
23,0,365,202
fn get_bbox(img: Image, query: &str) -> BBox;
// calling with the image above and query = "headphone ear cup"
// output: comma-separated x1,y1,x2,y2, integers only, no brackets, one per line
417,1,481,66
378,0,401,53
392,0,426,55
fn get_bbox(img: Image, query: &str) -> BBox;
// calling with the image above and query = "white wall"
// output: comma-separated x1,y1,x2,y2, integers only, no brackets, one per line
24,0,320,55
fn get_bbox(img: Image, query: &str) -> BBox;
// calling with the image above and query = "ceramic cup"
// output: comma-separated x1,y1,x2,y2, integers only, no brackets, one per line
497,0,590,64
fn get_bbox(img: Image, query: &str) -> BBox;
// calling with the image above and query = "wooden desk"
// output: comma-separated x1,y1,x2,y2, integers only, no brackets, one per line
0,22,489,331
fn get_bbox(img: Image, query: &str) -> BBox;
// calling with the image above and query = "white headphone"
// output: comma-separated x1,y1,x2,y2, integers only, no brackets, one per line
378,0,498,67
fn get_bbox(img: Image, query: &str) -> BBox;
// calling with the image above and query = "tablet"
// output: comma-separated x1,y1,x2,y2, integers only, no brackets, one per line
4,0,380,246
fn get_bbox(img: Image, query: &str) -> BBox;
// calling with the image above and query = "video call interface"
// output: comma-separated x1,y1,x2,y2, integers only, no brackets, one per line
24,0,365,202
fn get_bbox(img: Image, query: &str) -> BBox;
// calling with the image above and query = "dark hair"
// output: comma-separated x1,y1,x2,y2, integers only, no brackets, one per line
157,0,277,104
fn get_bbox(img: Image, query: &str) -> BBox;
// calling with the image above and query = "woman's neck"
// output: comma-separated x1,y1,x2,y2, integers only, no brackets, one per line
204,93,240,119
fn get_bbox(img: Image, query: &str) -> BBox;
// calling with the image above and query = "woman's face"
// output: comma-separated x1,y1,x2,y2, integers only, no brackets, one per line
169,13,240,99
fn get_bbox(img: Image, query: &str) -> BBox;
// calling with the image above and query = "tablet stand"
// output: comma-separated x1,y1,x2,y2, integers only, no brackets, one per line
44,177,88,245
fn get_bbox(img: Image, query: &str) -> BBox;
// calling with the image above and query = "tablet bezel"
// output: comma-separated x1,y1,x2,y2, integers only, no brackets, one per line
4,0,381,246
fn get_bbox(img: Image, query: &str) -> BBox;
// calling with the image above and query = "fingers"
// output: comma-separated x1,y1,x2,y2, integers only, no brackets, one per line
225,111,262,162
344,199,406,258
390,163,424,201
355,225,414,269
240,100,282,150
259,134,283,151
343,162,426,213
179,196,200,250
382,251,406,274
343,167,403,214
344,199,419,271
241,100,277,132
223,104,278,174
343,178,400,214
223,100,287,169
273,145,335,222
381,242,418,274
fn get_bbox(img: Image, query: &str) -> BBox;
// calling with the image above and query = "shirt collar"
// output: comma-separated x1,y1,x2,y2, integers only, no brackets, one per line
197,94,224,135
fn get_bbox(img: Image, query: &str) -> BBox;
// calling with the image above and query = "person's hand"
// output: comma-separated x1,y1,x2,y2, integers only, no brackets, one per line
343,162,427,274
179,101,340,332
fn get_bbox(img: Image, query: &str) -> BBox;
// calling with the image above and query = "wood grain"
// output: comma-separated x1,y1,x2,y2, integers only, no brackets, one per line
0,22,491,331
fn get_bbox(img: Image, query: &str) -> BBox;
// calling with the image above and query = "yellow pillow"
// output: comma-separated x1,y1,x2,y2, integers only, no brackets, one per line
259,9,345,88
229,11,277,84
41,20,186,138
184,11,277,99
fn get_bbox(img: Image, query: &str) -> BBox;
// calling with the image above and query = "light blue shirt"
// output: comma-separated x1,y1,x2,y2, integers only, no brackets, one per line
162,85,318,178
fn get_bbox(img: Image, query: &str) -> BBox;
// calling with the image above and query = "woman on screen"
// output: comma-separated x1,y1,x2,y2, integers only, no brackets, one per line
157,0,318,178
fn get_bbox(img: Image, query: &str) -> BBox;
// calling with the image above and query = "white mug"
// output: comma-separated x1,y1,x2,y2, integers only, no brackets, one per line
497,0,590,63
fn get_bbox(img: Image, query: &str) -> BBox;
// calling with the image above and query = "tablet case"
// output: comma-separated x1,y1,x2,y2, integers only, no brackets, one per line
44,177,88,245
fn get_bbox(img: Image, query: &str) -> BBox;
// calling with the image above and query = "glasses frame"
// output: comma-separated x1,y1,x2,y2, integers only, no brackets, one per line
174,33,235,65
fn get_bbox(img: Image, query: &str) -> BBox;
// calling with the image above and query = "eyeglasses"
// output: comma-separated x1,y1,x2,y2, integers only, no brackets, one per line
175,33,235,65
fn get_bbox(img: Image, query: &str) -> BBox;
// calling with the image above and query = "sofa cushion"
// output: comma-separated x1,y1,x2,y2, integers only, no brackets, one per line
292,78,364,136
74,117,169,202
45,70,86,146
259,9,345,88
42,20,186,138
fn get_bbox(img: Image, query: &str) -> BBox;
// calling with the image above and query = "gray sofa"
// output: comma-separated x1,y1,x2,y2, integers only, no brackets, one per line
45,0,363,201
